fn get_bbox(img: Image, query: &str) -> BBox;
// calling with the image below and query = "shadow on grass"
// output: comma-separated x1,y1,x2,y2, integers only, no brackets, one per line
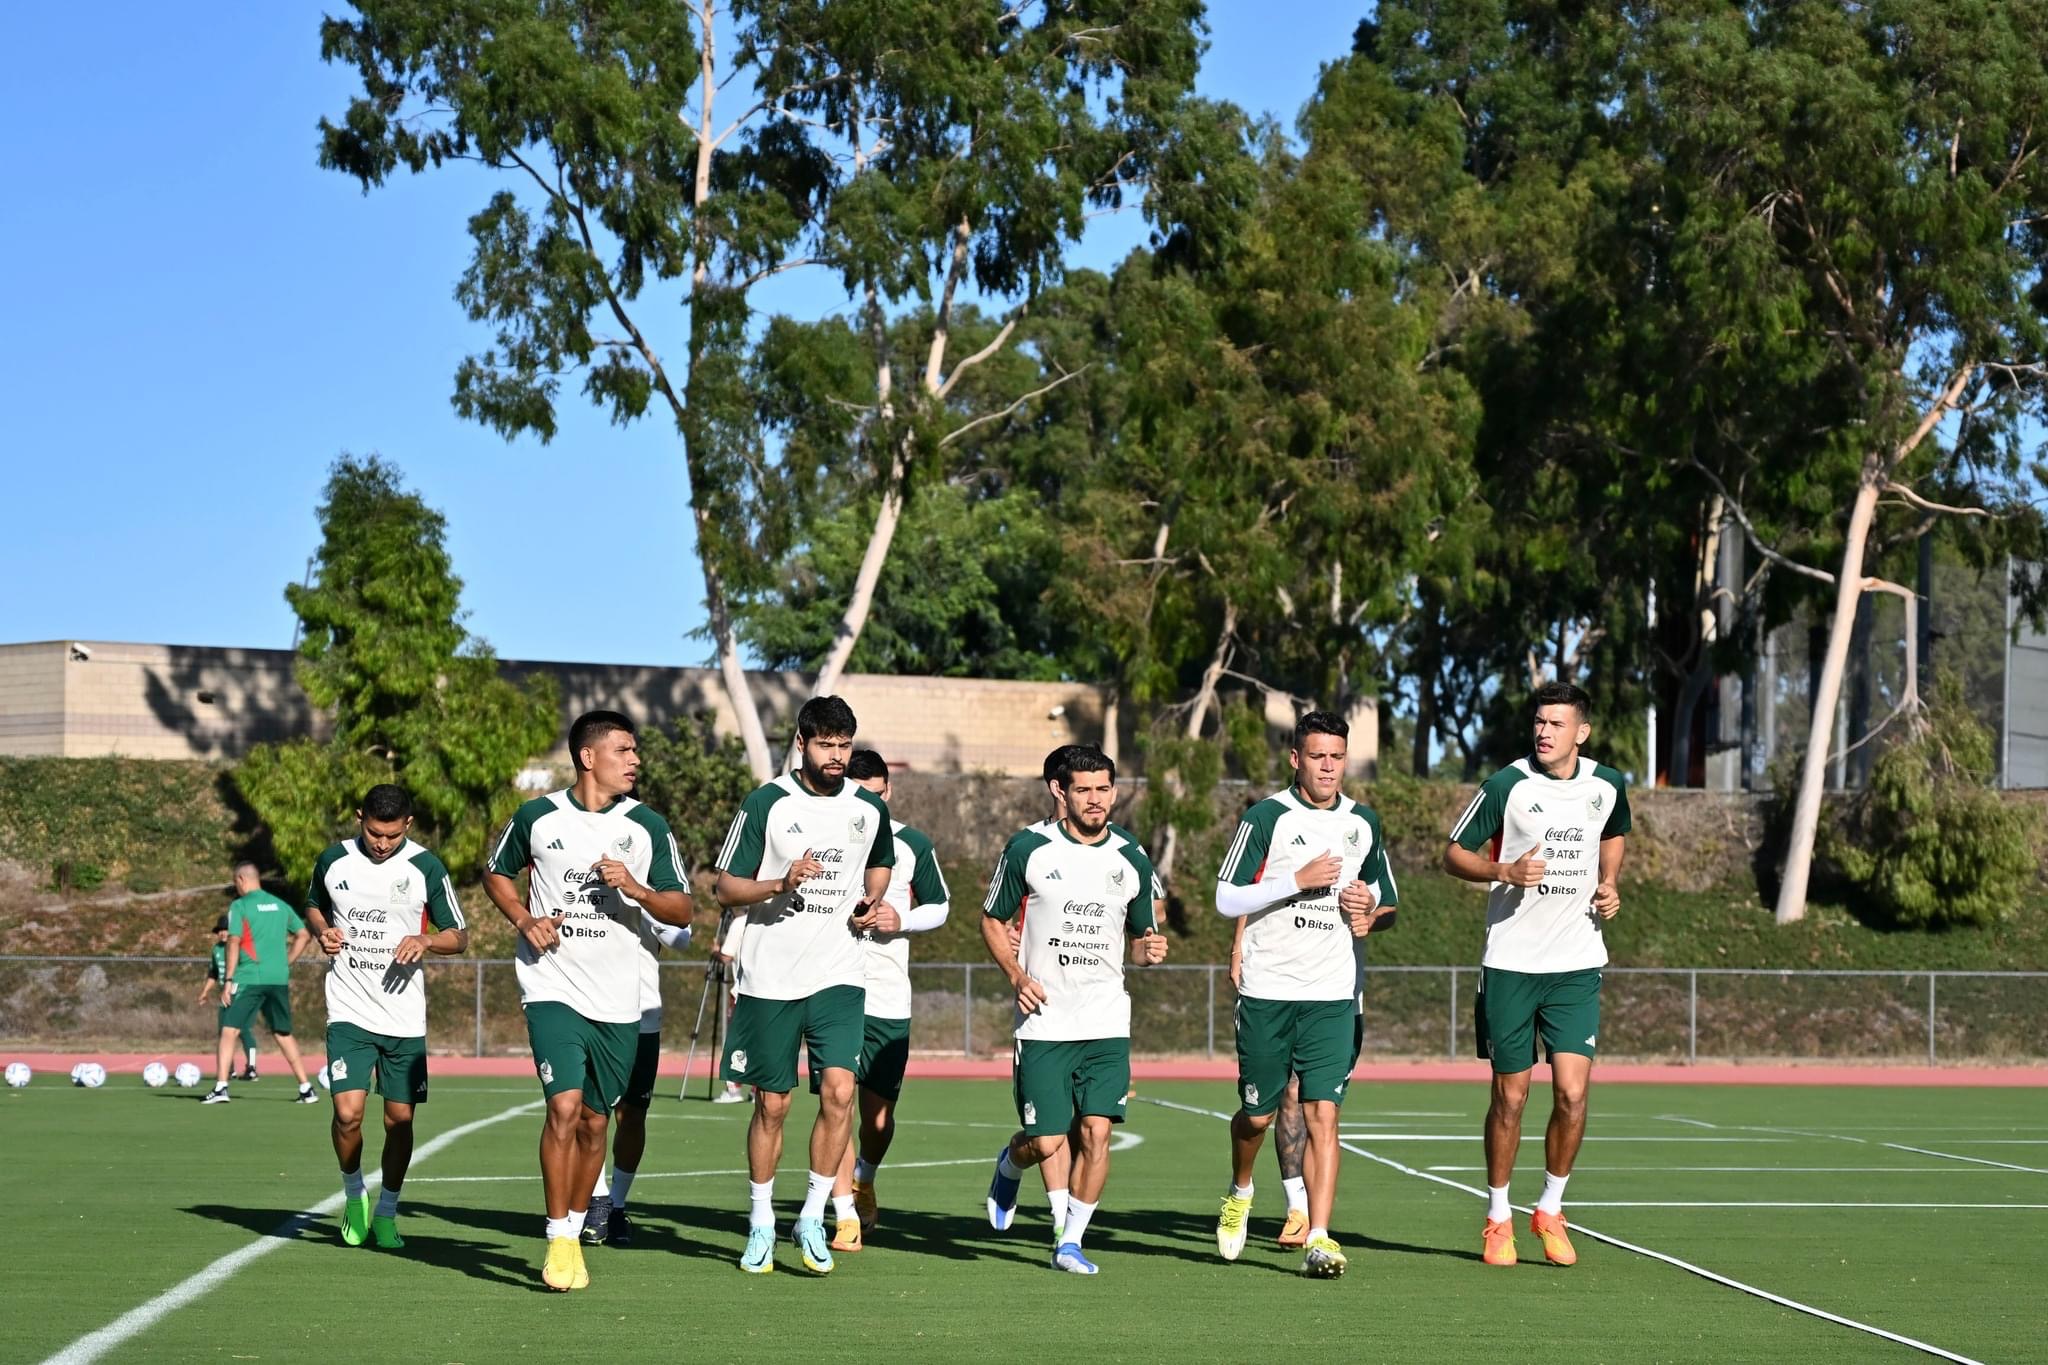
406,1198,730,1267
182,1204,315,1239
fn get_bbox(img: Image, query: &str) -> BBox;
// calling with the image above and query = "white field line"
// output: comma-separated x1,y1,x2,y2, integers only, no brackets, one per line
44,1101,542,1365
1879,1143,2048,1175
1422,1165,2017,1175
408,1129,1146,1186
1140,1096,1983,1365
1658,1114,2048,1176
1336,1134,1794,1143
1568,1202,2048,1210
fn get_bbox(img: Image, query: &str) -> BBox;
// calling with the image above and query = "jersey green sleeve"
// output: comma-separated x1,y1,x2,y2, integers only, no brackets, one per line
715,784,786,879
1120,843,1160,934
1219,801,1283,886
1450,769,1522,852
981,830,1043,923
902,827,950,907
488,797,550,878
409,848,467,931
857,787,896,870
278,896,306,936
1360,809,1400,906
1595,763,1635,838
627,805,689,893
226,901,246,939
305,843,347,920
208,943,226,983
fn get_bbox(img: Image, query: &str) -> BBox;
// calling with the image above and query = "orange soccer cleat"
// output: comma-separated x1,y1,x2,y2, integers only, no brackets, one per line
1530,1209,1577,1266
1482,1217,1518,1267
1276,1209,1311,1248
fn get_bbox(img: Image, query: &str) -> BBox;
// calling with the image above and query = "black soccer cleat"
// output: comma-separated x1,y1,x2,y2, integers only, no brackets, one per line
582,1194,611,1245
605,1207,634,1247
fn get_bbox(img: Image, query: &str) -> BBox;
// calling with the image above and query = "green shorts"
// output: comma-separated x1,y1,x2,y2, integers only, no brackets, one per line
216,1006,257,1047
525,1002,639,1112
1475,966,1602,1074
1012,1037,1130,1135
222,983,292,1036
325,1021,429,1104
811,1014,912,1102
622,1029,661,1111
1234,996,1358,1115
724,985,865,1095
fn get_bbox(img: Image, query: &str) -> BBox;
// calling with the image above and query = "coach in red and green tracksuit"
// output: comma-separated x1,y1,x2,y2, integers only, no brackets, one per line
207,862,318,1104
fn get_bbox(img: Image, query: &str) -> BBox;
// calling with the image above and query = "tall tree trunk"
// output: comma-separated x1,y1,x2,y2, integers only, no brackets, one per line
1155,599,1236,892
1775,476,1882,924
812,280,900,703
1412,600,1440,779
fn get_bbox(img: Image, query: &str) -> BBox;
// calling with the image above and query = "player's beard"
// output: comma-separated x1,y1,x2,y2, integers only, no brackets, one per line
1068,808,1110,838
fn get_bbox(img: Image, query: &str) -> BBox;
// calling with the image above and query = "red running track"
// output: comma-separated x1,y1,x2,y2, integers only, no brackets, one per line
9,1051,2046,1087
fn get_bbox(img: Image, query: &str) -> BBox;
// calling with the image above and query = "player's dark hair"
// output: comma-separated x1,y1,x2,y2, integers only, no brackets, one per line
1051,744,1116,790
1041,744,1082,784
1293,709,1349,750
359,784,413,822
569,709,636,770
213,915,229,932
796,695,858,742
846,749,889,782
1532,681,1591,722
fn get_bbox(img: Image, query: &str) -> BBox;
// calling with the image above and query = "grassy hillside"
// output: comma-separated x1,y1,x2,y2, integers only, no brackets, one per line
2,757,2044,969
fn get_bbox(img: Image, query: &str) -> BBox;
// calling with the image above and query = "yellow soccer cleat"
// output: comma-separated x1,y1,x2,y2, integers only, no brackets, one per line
830,1217,863,1252
340,1194,371,1247
1530,1209,1577,1266
1301,1234,1347,1279
1276,1208,1310,1248
1482,1217,1518,1267
542,1236,585,1291
853,1179,878,1233
1216,1193,1253,1262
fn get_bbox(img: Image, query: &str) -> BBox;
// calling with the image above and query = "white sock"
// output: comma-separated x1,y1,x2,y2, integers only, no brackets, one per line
833,1193,857,1223
853,1157,878,1184
1487,1184,1512,1221
610,1166,635,1211
374,1186,399,1218
1064,1197,1098,1247
748,1180,775,1230
545,1215,572,1241
566,1208,587,1238
1537,1170,1569,1215
997,1149,1024,1180
342,1169,366,1200
799,1169,833,1222
592,1166,611,1200
1307,1225,1328,1244
1282,1176,1307,1214
299,1081,314,1095
1048,1187,1069,1233
1230,1182,1254,1200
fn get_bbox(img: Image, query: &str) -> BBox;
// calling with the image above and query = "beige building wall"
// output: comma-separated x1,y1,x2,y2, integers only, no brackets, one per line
0,640,1376,776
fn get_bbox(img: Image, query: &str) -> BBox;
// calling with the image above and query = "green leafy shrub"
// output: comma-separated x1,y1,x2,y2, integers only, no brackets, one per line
1831,672,2041,928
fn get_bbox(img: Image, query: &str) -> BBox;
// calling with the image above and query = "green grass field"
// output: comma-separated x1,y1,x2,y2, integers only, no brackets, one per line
12,1076,2044,1362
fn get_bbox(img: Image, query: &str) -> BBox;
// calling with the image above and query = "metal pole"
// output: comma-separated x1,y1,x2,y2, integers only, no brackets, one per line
1927,974,1937,1064
1688,970,1698,1065
963,964,973,1058
1206,966,1216,1059
708,969,725,1101
1447,966,1458,1060
474,958,484,1057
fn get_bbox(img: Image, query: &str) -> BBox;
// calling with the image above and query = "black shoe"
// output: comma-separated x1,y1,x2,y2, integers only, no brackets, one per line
582,1194,611,1245
294,1084,320,1104
240,1067,259,1082
202,1085,231,1105
605,1206,633,1247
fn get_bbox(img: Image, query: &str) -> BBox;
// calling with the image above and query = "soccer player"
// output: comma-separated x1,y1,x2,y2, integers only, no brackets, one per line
198,915,258,1080
1443,681,1630,1268
302,784,468,1249
1229,927,1311,1248
714,695,894,1276
981,745,1169,1276
485,710,694,1292
1212,711,1397,1278
205,863,318,1104
584,907,692,1248
825,748,950,1251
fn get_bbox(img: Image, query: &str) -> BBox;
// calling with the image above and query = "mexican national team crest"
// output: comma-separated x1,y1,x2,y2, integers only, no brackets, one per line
613,833,635,857
1591,793,1605,813
1107,866,1127,897
388,875,412,904
1346,826,1362,851
1023,1101,1037,1125
538,1060,553,1084
331,1058,349,1082
730,1050,748,1075
1243,1082,1259,1107
848,813,868,841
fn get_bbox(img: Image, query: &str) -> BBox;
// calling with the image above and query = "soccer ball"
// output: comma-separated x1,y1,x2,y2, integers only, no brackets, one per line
75,1063,107,1089
142,1062,170,1088
174,1063,202,1088
4,1062,29,1088
68,1062,86,1083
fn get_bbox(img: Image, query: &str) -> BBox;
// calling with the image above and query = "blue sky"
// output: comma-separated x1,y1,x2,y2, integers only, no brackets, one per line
0,3,1359,666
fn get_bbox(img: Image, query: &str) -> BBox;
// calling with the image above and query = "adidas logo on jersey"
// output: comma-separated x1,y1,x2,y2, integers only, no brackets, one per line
1045,869,1063,880
1528,803,1544,814
787,823,803,834
334,880,350,891
546,838,566,850
1290,835,1308,846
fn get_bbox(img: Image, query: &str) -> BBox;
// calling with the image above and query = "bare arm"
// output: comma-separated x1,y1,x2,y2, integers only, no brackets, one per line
394,924,469,964
1593,836,1625,917
304,906,345,957
715,855,816,908
981,914,1047,1014
1444,842,1547,888
285,929,312,965
222,937,241,1001
485,869,561,954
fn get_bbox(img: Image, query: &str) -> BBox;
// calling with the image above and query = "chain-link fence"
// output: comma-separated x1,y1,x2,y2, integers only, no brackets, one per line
5,957,2045,1063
